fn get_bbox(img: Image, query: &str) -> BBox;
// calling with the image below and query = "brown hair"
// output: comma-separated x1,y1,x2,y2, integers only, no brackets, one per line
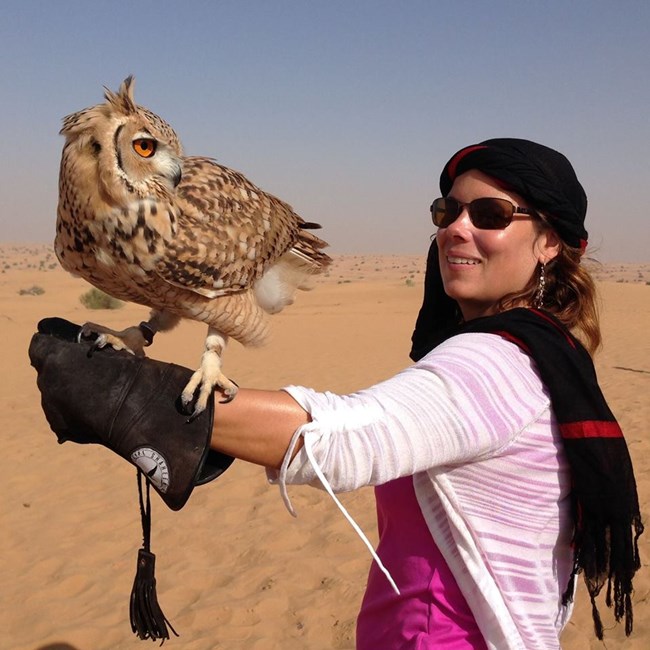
498,222,601,355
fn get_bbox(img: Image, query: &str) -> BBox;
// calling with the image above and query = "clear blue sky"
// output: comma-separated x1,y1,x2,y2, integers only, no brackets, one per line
1,0,648,260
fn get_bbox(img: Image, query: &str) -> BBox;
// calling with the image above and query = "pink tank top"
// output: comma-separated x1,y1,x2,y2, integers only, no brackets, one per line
356,476,488,649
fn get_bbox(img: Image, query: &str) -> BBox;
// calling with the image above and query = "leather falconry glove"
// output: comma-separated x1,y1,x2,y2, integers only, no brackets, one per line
28,316,235,642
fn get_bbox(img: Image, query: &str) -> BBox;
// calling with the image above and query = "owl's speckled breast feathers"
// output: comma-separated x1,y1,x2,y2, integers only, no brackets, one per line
56,76,330,347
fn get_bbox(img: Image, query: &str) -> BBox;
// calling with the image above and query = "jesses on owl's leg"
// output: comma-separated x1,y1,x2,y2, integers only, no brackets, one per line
181,326,238,419
79,310,181,356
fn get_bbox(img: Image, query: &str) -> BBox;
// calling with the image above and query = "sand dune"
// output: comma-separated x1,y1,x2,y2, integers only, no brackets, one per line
1,245,648,650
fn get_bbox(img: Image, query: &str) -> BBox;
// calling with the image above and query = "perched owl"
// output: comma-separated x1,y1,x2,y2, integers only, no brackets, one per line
56,76,331,417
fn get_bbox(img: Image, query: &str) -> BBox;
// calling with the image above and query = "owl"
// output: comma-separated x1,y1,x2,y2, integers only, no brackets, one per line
56,76,331,417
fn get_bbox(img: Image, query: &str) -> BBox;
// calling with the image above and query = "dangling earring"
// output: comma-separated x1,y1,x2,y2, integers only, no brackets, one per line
534,263,546,309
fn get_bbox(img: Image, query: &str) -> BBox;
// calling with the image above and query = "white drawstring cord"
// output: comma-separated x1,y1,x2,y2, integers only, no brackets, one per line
277,427,302,517
277,427,400,596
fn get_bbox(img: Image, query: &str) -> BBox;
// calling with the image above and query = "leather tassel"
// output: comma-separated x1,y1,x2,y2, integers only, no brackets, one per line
130,549,177,642
130,470,178,643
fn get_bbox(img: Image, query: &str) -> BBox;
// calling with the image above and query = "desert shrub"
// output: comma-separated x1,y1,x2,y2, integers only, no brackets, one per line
18,285,45,296
80,287,123,310
405,278,415,287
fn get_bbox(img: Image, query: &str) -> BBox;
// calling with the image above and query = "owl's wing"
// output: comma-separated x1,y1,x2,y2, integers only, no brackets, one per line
154,157,325,298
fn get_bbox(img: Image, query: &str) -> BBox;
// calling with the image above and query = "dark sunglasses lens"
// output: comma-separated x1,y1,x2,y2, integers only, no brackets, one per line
431,198,459,227
470,198,513,229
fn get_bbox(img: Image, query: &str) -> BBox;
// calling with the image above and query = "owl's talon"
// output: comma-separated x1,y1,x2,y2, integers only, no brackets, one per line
181,392,210,423
78,325,100,344
180,366,238,418
218,379,239,404
85,332,110,357
76,322,148,356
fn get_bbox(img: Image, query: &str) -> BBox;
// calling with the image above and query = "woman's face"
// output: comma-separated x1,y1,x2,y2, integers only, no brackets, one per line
436,169,559,321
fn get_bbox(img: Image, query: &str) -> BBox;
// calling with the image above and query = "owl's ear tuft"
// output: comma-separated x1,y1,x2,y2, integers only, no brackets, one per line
104,76,137,115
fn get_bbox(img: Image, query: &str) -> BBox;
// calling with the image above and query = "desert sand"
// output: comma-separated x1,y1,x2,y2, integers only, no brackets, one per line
1,245,648,650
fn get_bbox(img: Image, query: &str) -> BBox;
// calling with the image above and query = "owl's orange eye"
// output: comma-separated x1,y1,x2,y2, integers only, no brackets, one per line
132,138,157,158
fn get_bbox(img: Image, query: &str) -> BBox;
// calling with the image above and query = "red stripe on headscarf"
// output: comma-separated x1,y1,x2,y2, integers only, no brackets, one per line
492,330,531,355
530,309,576,348
560,421,624,439
446,145,489,181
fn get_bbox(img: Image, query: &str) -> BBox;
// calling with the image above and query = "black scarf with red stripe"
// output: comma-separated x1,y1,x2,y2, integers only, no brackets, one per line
412,307,643,639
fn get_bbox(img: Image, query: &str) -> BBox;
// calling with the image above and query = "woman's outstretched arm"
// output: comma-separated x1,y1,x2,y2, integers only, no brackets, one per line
211,389,309,470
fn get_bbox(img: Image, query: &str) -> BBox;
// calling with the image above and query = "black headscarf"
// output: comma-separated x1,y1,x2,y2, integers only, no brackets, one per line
439,138,588,250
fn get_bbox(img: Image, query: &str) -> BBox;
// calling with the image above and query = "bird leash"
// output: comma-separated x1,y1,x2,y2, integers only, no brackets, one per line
130,469,179,643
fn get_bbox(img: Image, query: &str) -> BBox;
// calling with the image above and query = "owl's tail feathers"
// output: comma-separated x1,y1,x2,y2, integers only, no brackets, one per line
296,220,332,272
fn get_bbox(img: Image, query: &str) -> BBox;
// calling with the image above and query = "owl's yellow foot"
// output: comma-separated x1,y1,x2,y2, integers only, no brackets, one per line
79,322,151,357
181,349,239,421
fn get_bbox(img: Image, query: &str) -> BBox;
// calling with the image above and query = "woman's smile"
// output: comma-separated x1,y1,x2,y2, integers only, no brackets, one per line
445,255,481,266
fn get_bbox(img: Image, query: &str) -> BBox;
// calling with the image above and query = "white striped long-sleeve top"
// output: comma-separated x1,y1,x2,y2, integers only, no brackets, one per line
268,332,575,650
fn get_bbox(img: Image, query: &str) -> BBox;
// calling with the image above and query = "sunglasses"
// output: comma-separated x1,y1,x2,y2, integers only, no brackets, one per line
430,197,537,230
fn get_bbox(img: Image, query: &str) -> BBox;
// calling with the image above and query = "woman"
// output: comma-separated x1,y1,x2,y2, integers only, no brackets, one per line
30,139,642,649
